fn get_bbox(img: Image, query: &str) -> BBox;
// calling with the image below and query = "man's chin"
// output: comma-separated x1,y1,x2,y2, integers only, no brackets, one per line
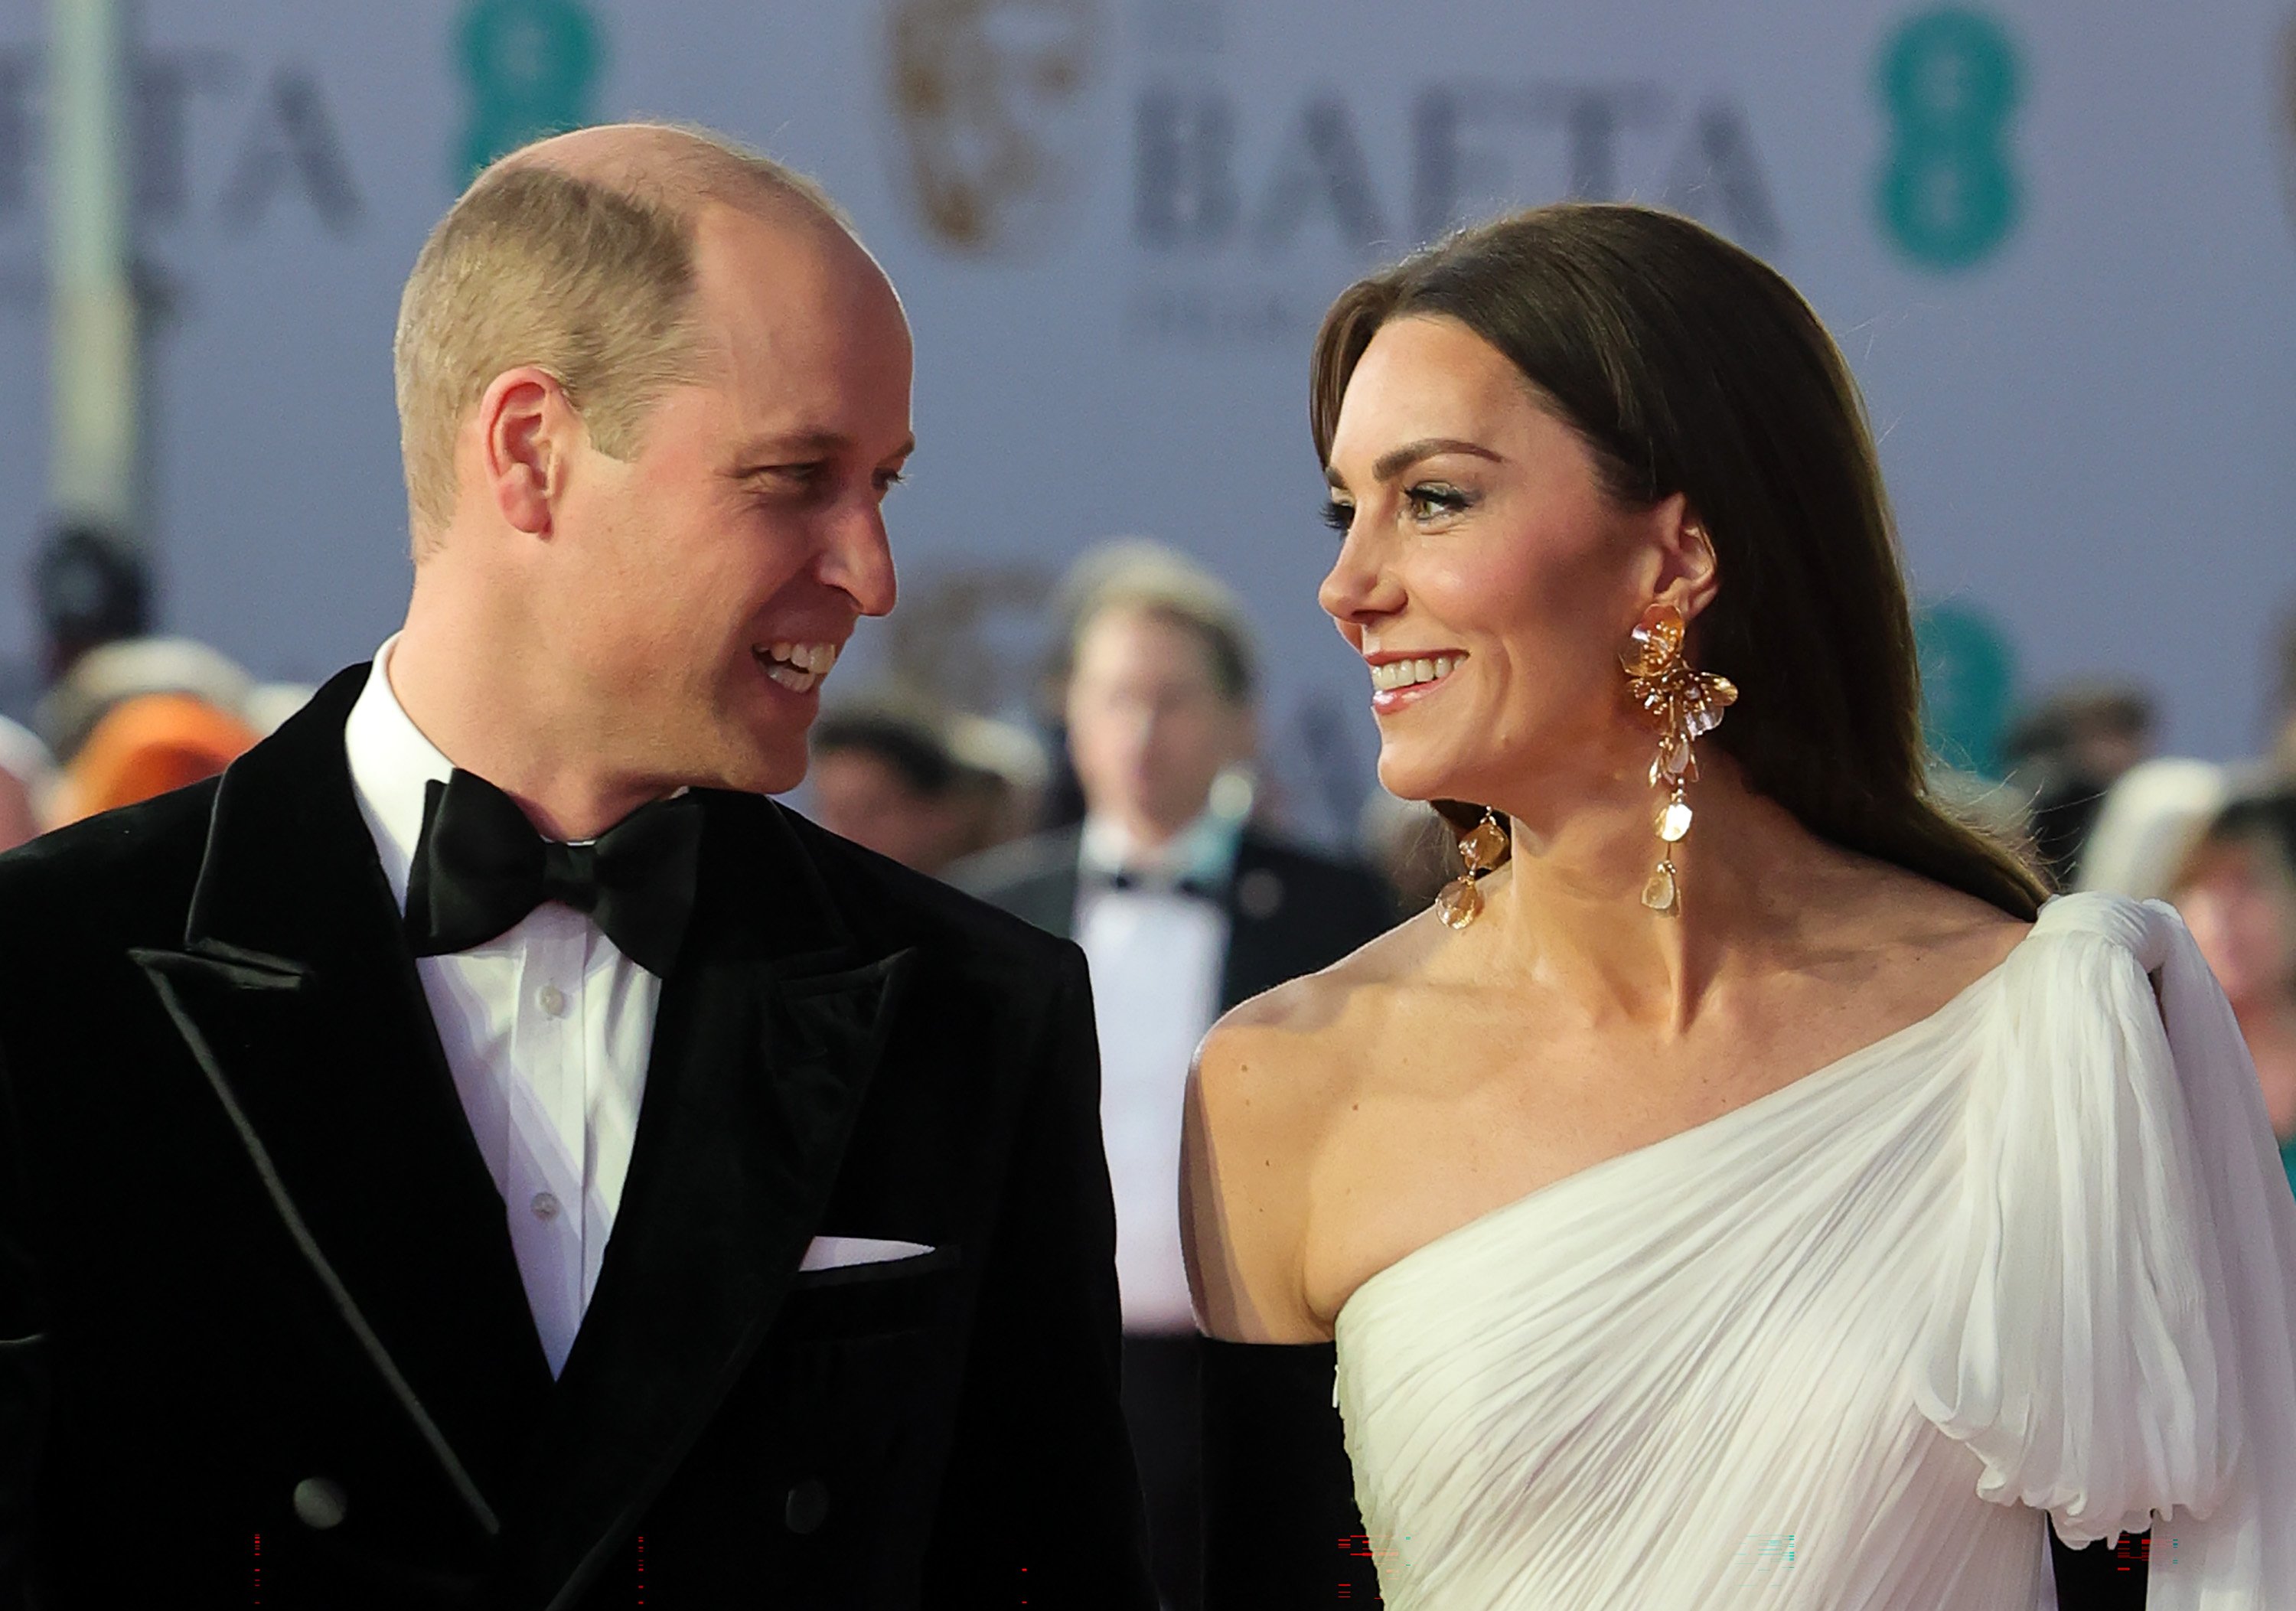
726,741,810,798
712,755,806,797
672,730,807,800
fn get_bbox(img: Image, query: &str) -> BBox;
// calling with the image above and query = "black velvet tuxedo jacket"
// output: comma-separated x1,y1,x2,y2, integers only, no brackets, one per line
950,825,1396,1013
0,666,1156,1610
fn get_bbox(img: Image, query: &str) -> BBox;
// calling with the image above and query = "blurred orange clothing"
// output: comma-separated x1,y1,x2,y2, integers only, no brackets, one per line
57,693,259,823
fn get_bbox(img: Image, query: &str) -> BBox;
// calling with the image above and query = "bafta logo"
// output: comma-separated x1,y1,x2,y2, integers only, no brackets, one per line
883,0,1102,257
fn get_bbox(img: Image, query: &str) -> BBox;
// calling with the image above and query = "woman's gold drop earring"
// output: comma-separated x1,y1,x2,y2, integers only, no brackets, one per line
1434,807,1508,931
1621,602,1736,917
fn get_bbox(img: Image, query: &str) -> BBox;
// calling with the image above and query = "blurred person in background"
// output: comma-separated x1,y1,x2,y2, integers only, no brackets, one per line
31,636,266,822
1025,536,1204,833
32,523,148,685
946,707,1051,848
955,550,1392,1611
809,700,1042,875
0,122,1154,1609
0,718,52,852
810,702,979,871
2170,791,2296,1200
2001,680,2155,887
51,691,259,823
2077,756,2232,901
34,634,255,765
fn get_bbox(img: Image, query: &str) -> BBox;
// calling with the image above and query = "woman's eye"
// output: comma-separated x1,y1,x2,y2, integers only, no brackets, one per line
1321,500,1355,534
1405,484,1471,520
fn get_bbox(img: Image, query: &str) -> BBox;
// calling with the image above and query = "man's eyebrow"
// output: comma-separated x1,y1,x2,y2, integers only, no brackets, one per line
732,431,916,471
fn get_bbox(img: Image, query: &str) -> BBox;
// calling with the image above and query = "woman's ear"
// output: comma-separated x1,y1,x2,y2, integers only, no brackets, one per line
1649,494,1721,622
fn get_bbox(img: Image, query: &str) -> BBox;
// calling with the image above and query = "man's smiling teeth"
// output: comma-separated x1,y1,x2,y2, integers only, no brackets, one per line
1371,654,1459,693
756,641,840,693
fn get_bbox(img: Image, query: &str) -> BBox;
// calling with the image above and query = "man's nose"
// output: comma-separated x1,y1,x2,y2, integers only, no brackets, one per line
823,504,898,618
1114,705,1159,758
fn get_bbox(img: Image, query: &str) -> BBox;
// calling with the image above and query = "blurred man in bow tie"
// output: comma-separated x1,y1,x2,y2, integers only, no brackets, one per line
956,551,1392,1609
0,122,1153,1609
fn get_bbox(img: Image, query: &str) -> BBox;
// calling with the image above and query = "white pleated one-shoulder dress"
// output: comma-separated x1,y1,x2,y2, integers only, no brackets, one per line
1332,893,2296,1609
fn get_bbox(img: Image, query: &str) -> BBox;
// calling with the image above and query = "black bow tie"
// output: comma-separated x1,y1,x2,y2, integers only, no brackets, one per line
1088,866,1222,902
403,769,703,976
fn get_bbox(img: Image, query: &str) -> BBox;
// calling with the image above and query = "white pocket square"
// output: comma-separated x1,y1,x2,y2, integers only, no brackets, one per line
799,1235,936,1272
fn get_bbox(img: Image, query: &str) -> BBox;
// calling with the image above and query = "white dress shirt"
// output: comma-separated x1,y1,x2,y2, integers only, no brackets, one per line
1073,810,1239,1334
343,638,658,1378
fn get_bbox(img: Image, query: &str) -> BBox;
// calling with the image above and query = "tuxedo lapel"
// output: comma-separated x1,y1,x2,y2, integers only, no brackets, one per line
129,666,551,1538
497,794,916,1611
1218,831,1287,1010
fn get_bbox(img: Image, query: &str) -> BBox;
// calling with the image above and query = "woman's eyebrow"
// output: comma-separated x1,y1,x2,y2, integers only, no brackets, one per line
1370,437,1505,482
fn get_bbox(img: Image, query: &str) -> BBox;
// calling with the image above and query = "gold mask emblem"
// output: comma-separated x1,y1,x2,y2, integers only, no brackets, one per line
884,0,1102,257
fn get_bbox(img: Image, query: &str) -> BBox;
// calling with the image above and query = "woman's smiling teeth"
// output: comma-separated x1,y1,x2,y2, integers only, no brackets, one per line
756,641,840,693
1371,654,1460,693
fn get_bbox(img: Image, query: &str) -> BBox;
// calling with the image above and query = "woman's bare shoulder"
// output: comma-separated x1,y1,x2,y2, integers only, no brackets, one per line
1202,906,1434,1076
1183,912,1437,1342
1807,850,2036,1002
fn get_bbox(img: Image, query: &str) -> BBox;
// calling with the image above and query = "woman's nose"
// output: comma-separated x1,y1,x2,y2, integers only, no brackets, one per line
1319,532,1398,628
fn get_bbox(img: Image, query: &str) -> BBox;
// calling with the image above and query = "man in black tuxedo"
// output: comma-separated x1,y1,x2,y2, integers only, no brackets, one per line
0,124,1153,1609
953,554,1394,1608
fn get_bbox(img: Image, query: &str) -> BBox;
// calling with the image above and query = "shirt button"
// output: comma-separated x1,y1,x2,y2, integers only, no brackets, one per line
537,983,568,1017
784,1476,830,1534
530,1191,561,1221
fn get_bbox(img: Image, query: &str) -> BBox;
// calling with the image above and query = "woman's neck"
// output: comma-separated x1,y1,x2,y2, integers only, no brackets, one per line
1479,748,1819,1035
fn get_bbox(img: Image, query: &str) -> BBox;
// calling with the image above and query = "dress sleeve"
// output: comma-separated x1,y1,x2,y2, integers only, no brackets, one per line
1199,1338,1382,1609
1913,893,2296,1603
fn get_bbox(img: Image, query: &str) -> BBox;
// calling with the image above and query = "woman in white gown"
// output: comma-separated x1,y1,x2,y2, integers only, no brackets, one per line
1180,202,2296,1609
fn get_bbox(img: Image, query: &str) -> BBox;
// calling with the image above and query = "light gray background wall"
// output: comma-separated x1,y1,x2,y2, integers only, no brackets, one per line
1,0,2291,836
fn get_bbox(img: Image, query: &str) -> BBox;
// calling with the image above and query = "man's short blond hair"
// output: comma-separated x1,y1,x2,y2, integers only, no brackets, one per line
392,124,847,545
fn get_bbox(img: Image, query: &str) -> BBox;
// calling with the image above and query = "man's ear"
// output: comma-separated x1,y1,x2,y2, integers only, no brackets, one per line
475,366,577,538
